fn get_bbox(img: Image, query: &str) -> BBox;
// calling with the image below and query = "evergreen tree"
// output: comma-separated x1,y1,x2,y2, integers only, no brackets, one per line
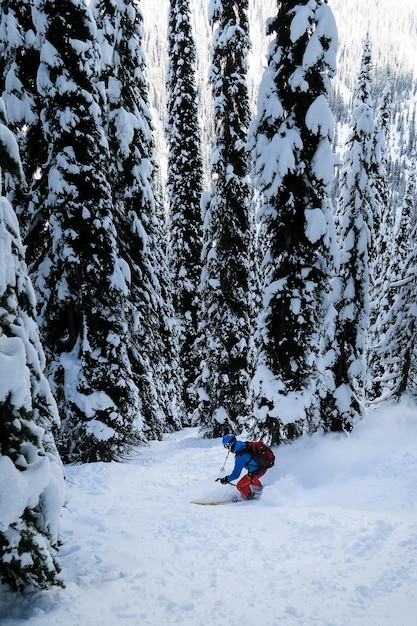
371,170,417,400
372,82,393,256
248,0,339,443
30,0,145,462
0,0,46,236
166,0,203,419
367,81,393,399
0,101,66,591
332,37,377,426
92,0,182,440
194,0,253,437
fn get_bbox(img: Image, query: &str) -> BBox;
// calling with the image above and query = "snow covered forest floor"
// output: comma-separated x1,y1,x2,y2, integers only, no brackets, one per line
1,402,417,626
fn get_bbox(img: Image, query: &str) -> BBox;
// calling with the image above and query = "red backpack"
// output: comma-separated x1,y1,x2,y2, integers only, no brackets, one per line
244,441,275,469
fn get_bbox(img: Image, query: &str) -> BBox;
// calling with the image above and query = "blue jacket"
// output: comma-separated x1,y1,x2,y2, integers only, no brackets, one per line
226,441,260,481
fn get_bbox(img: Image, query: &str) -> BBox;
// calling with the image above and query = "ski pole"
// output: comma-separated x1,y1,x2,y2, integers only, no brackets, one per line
220,449,230,472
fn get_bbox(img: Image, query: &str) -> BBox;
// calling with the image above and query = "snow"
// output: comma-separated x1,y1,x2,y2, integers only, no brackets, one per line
255,126,303,199
1,403,417,625
305,95,333,138
0,125,22,176
303,3,339,75
289,2,315,44
354,103,374,135
304,207,327,244
311,138,334,190
254,72,284,123
59,350,117,429
0,452,51,529
0,336,31,408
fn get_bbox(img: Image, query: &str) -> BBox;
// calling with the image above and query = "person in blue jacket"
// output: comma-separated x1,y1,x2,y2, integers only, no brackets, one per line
217,434,265,500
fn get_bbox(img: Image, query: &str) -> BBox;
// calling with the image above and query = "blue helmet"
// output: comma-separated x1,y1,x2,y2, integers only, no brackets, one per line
222,434,236,450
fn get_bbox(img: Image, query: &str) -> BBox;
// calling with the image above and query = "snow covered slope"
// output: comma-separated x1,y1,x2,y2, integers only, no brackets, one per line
1,402,416,625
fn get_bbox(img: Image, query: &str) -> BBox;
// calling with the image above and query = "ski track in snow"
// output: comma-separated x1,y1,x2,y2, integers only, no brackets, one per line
1,406,417,625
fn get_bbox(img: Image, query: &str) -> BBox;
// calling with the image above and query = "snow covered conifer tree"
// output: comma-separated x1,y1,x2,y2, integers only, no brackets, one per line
371,82,392,258
367,81,393,398
193,0,253,437
29,0,147,462
166,0,204,418
0,101,66,591
248,0,339,443
92,0,183,439
0,0,46,234
332,36,377,427
371,170,417,400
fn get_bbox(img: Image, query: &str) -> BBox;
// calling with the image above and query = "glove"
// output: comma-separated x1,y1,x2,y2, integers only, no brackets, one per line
215,476,229,484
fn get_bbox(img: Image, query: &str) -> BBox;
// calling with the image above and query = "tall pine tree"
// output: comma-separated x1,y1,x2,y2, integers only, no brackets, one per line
92,0,182,441
30,0,145,462
166,0,203,419
367,81,393,399
0,101,66,591
371,170,417,400
332,36,377,426
194,0,253,437
248,0,339,443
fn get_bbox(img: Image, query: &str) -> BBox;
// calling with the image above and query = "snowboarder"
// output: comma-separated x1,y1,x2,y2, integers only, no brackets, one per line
216,434,267,500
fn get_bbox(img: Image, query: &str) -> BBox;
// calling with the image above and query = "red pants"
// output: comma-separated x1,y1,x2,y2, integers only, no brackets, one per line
237,472,266,499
